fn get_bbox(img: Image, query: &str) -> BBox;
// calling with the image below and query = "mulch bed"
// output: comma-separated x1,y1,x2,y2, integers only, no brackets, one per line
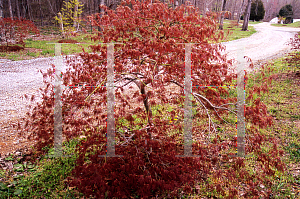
0,45,24,52
58,39,79,43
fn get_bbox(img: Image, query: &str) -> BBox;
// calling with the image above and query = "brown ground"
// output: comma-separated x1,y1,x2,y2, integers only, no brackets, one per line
58,39,79,43
0,45,24,52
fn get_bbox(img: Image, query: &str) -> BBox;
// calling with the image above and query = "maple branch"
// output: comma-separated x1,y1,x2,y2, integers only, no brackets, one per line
169,80,236,112
193,93,215,135
168,79,237,132
193,93,237,115
116,73,153,128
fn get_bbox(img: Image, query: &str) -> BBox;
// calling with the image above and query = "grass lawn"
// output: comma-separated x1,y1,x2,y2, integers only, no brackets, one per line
0,55,299,198
222,23,256,42
271,21,300,28
248,20,263,24
0,33,97,61
221,19,259,42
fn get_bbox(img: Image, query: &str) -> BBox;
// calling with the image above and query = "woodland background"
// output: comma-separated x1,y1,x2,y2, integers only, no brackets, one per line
0,0,300,27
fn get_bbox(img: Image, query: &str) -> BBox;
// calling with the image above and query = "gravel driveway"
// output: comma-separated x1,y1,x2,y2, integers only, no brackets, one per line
223,22,299,69
0,22,299,155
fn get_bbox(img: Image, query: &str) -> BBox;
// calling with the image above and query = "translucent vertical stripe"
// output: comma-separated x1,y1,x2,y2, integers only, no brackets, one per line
236,45,246,157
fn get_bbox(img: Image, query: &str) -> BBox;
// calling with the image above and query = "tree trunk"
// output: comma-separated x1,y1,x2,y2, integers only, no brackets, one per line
232,0,238,20
8,0,13,19
0,0,3,42
8,0,14,40
16,0,21,19
39,0,43,26
219,0,227,30
237,0,245,24
215,0,220,11
22,0,26,18
88,0,91,15
140,82,153,126
47,0,56,15
203,0,213,17
255,0,258,16
139,79,153,145
98,0,104,31
242,0,252,31
73,2,78,31
203,0,208,16
58,12,64,38
26,0,32,21
0,0,3,18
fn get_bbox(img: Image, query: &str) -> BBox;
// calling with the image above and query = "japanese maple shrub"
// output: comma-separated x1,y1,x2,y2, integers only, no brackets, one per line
17,0,285,198
0,17,39,49
285,32,300,70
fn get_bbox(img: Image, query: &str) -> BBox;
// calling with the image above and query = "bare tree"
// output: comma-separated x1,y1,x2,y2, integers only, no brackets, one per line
22,0,26,18
98,0,104,31
8,0,13,19
38,0,43,25
0,0,3,18
291,0,300,18
242,0,252,31
26,0,32,21
0,0,3,41
237,0,245,24
219,0,227,30
231,0,239,19
74,2,78,30
202,0,214,16
16,0,21,19
47,0,56,15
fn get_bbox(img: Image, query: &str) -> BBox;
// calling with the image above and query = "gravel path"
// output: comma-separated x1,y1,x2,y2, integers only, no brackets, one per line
0,22,299,155
223,22,299,70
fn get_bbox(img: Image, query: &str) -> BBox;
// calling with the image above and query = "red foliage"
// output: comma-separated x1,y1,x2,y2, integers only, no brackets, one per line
17,0,285,198
224,11,232,19
285,32,300,68
0,17,39,47
0,45,24,52
58,39,78,43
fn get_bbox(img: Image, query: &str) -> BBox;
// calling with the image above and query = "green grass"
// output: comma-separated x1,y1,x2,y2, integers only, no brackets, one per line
25,34,96,56
0,33,98,61
242,58,300,198
0,138,85,198
271,21,300,28
222,20,257,42
248,20,263,24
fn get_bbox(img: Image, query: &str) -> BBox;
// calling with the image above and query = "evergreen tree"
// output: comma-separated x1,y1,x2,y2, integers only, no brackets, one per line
279,4,293,17
250,0,265,21
279,4,293,24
